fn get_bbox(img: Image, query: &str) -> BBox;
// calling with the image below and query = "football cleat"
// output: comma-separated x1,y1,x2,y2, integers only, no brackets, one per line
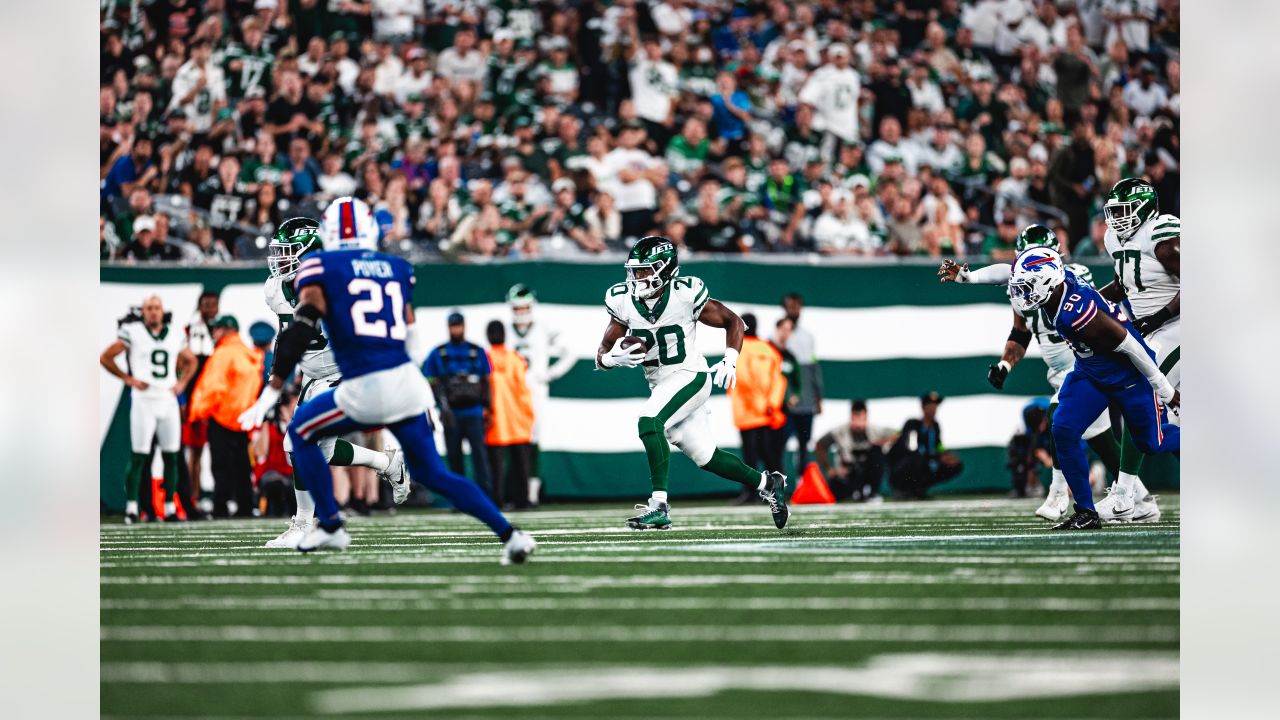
760,471,790,530
1052,505,1102,530
626,502,672,530
1035,485,1071,521
164,513,184,523
265,518,312,549
500,529,537,566
1132,494,1162,523
297,523,351,553
380,448,410,505
123,512,139,526
1095,484,1135,522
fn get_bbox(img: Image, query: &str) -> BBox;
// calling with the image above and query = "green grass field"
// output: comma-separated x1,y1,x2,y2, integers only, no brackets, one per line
101,496,1179,719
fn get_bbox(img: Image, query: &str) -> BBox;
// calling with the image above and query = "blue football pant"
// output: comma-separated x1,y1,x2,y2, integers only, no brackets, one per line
288,389,512,538
1052,373,1180,511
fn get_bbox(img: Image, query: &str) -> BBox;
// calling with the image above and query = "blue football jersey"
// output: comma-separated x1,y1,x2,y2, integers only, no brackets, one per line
293,249,415,379
1047,271,1157,387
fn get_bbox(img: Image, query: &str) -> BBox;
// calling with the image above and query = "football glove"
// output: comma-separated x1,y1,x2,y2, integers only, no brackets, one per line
710,348,739,390
238,385,282,431
600,336,646,369
987,361,1010,389
938,260,970,283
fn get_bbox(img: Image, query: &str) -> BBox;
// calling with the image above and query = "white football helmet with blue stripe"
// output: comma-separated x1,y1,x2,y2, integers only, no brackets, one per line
320,196,379,251
1008,247,1066,312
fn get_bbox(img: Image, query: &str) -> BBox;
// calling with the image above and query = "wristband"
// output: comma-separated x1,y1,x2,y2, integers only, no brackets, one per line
1008,327,1032,347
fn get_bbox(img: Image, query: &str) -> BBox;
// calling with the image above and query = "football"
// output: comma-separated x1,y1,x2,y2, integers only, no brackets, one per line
619,335,648,352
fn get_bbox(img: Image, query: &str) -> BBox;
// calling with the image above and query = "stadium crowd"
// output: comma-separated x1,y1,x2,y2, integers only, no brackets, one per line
100,0,1180,263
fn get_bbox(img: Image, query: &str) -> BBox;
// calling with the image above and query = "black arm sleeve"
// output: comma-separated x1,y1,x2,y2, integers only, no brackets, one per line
270,304,322,380
1008,327,1033,348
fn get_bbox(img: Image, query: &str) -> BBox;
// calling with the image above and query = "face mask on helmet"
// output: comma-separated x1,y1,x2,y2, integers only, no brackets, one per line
1008,278,1051,312
1103,198,1143,238
268,223,321,280
626,259,668,300
1008,249,1066,312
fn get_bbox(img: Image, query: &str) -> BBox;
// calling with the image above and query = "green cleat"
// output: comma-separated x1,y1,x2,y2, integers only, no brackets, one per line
626,502,672,530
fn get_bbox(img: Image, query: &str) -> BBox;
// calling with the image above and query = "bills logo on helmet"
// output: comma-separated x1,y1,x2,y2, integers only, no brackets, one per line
1022,255,1058,272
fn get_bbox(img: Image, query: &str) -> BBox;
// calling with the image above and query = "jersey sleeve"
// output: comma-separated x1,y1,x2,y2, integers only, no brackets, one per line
682,276,710,317
604,283,629,325
1148,214,1180,248
293,254,326,292
117,323,135,347
1060,286,1101,336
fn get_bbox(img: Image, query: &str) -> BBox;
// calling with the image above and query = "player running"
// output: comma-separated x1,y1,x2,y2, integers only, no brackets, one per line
100,296,197,524
506,283,574,504
238,196,536,563
595,236,789,530
1095,177,1181,521
258,215,409,549
1007,247,1179,530
938,224,1141,522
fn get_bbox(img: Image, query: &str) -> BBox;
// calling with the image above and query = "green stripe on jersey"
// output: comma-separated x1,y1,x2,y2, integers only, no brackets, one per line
1151,232,1179,240
655,372,709,423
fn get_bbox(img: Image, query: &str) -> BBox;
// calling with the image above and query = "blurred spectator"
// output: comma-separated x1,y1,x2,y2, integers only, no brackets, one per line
728,313,787,503
887,391,964,499
189,316,262,518
816,399,893,503
1008,398,1054,498
485,320,535,510
781,292,822,476
799,43,861,145
423,310,493,497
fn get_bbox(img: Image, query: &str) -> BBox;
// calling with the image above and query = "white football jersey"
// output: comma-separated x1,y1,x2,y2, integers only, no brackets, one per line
117,321,187,397
1104,213,1180,320
264,277,341,380
605,275,711,386
510,319,573,390
1018,302,1076,378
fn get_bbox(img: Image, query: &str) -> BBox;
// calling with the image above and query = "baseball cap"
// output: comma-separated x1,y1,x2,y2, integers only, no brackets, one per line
249,321,276,346
407,47,427,60
132,215,156,234
211,315,240,331
446,310,465,325
851,399,868,412
552,177,576,193
827,42,851,58
921,391,943,405
494,28,515,43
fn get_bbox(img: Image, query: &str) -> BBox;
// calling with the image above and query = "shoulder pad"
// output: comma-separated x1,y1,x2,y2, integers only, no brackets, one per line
263,277,294,314
604,283,629,323
673,276,710,313
1150,214,1180,243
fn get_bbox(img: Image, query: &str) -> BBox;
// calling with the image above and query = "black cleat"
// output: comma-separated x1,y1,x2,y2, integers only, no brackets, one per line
123,512,139,526
1052,504,1102,531
760,471,790,530
164,513,184,523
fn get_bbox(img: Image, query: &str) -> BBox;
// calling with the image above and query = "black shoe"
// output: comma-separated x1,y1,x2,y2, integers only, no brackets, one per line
123,512,139,526
164,513,183,523
1052,504,1102,531
759,472,790,530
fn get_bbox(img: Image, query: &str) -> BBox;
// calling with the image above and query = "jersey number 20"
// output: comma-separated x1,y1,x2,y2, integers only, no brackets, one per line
349,279,407,340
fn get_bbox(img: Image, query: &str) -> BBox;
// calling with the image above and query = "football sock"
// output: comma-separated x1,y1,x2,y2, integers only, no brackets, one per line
294,489,315,520
650,490,668,507
1118,423,1146,476
328,439,355,466
1086,434,1121,480
1049,468,1068,492
125,500,138,515
125,452,149,502
700,448,762,489
1116,471,1139,495
637,417,670,492
347,443,390,472
161,451,180,497
164,501,175,516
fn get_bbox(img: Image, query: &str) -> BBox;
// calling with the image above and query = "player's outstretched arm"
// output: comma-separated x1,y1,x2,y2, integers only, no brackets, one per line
596,318,643,370
1076,306,1178,408
699,299,744,389
939,260,1013,285
989,312,1032,389
99,339,147,391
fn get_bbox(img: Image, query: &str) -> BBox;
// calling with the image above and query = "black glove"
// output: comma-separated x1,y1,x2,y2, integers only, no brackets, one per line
1132,307,1173,336
987,361,1009,390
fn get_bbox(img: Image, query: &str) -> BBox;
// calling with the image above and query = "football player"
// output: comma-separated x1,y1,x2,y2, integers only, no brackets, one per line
100,296,197,524
506,283,574,505
238,197,536,563
938,225,1146,522
257,213,409,549
595,236,789,530
1096,177,1181,520
1006,247,1178,530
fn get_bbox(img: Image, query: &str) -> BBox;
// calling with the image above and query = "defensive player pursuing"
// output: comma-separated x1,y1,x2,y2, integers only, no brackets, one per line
938,225,1132,521
238,196,536,563
100,296,197,524
594,236,789,530
506,283,574,504
259,215,409,549
1006,247,1179,530
1095,177,1181,520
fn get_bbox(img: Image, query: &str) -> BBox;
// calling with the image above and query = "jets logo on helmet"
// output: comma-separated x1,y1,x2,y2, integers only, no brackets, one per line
1008,247,1066,312
625,236,680,300
268,217,323,280
321,196,379,251
1014,224,1058,254
1103,177,1158,240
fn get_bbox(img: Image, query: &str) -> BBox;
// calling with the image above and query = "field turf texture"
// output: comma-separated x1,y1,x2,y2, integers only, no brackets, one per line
101,496,1179,719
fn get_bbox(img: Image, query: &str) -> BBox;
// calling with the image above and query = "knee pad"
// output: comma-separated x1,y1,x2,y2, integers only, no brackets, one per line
637,416,663,439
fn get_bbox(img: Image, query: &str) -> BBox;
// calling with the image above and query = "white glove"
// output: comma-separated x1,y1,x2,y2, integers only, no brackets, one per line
710,348,739,390
600,336,646,369
238,385,282,431
1152,376,1176,404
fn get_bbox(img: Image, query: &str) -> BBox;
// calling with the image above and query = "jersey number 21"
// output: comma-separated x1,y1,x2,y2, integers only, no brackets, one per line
349,279,406,340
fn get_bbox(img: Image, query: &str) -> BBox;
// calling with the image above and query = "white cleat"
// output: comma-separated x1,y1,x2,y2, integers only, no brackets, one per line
380,448,410,505
265,518,311,548
297,523,352,553
1132,494,1162,523
1095,484,1135,522
500,529,537,566
1035,485,1071,521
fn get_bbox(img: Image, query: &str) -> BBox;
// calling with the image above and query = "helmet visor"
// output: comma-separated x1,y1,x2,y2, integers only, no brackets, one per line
1008,278,1046,312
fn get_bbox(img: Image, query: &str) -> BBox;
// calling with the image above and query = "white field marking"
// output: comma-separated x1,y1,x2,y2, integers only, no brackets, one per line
308,653,1179,714
99,571,1178,588
101,623,1180,645
101,661,509,685
101,595,1180,613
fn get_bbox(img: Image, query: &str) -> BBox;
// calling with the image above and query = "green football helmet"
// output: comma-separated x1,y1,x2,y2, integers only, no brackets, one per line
1066,263,1094,287
268,217,323,280
1103,177,1158,240
506,283,536,310
1014,224,1059,254
625,236,679,300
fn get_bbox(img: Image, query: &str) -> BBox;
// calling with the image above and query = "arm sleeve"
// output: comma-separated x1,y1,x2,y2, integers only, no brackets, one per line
1114,333,1175,398
405,323,431,368
962,263,1014,285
